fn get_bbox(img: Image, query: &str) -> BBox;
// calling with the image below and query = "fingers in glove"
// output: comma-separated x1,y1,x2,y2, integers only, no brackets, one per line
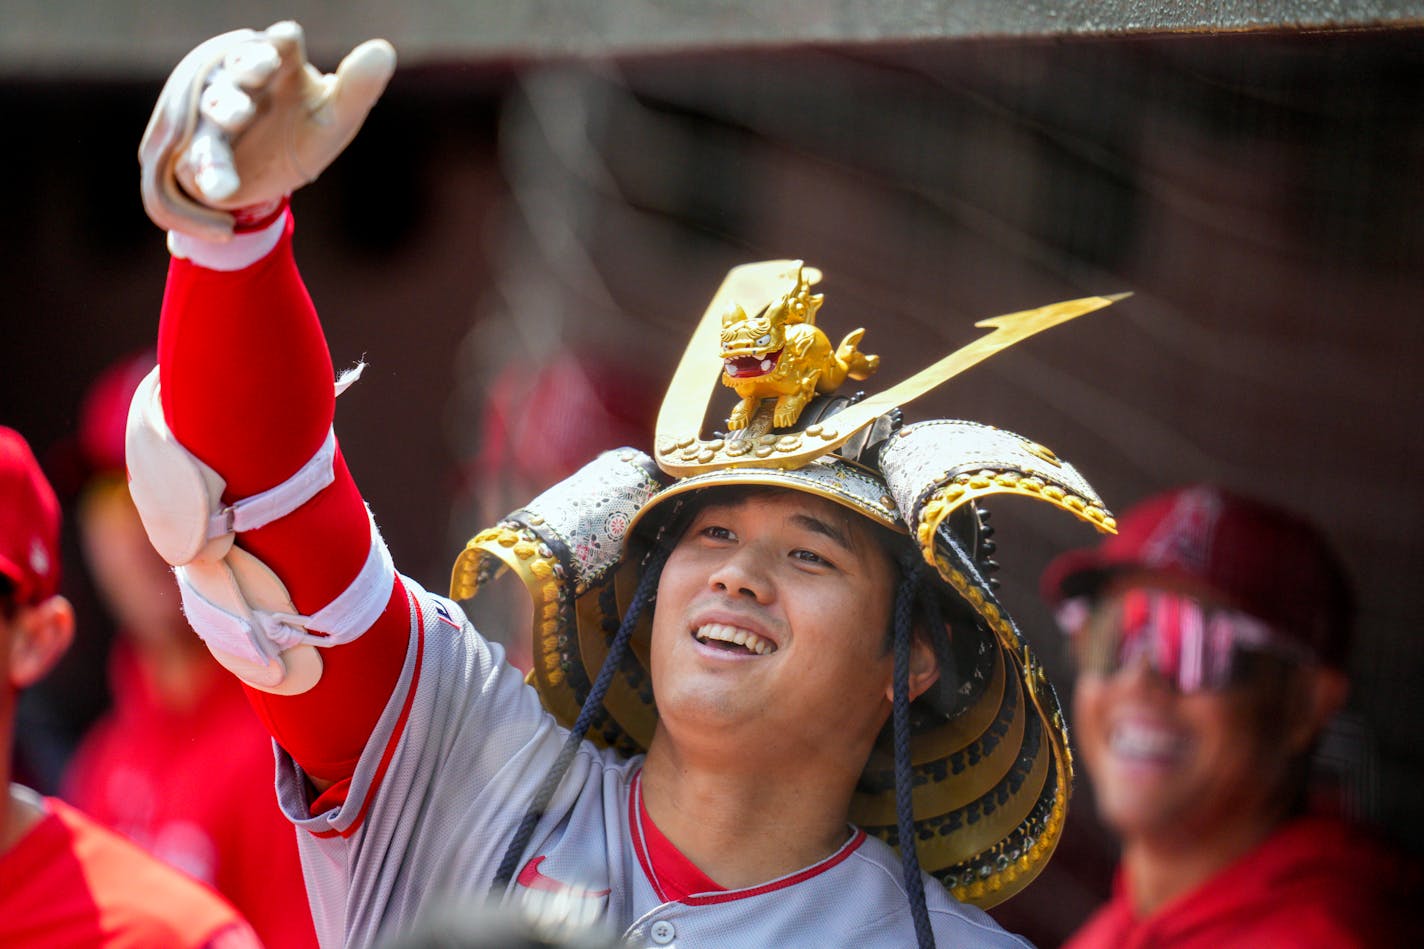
315,39,397,126
262,20,311,84
182,120,241,203
223,36,282,88
199,76,255,133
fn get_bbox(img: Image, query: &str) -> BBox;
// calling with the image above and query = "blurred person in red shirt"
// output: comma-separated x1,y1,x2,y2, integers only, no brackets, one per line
1043,484,1417,948
0,424,260,947
456,350,656,672
59,353,318,949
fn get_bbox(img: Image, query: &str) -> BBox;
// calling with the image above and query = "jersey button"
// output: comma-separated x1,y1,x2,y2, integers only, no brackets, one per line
650,919,676,944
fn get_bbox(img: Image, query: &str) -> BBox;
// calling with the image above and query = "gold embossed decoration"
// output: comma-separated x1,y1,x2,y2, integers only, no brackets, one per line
453,260,1127,908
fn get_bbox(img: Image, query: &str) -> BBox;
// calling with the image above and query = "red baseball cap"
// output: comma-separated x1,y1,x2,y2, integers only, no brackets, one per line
1041,484,1353,669
79,349,156,475
0,427,61,606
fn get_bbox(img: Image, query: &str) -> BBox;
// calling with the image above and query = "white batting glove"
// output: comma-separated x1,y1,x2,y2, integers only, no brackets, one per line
139,21,396,242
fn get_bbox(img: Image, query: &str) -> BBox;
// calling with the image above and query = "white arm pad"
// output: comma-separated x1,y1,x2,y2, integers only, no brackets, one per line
176,510,394,693
126,367,232,566
125,363,381,694
126,366,338,565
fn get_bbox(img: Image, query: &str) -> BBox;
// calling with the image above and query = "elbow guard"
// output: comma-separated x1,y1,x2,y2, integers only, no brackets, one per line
125,365,393,694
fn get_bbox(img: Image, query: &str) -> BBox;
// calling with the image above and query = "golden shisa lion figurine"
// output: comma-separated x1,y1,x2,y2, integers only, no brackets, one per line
719,264,879,430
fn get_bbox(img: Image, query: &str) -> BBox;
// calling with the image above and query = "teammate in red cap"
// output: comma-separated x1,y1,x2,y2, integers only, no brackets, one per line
1043,484,1417,948
61,353,318,949
0,426,261,948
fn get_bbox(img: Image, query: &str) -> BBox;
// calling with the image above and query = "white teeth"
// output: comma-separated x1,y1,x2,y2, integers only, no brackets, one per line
760,359,772,371
694,623,775,655
1109,722,1185,761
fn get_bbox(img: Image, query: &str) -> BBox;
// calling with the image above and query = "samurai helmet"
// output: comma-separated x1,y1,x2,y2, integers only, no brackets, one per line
453,260,1122,909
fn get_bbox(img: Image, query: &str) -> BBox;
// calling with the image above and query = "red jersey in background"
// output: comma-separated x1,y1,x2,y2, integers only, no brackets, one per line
65,643,317,949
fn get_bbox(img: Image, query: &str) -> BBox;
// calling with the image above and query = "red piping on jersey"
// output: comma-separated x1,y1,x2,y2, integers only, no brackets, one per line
679,826,868,906
310,583,425,840
629,770,722,902
628,769,867,905
629,770,665,899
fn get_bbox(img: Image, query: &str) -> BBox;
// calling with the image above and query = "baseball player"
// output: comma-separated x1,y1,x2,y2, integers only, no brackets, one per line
0,426,261,948
63,352,318,949
1043,486,1420,947
131,23,1118,948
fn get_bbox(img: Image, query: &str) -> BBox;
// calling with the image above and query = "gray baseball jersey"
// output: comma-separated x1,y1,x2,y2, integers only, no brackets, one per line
274,578,1034,948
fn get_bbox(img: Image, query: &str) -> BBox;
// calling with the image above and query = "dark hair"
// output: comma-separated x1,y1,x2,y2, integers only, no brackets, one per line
654,483,888,551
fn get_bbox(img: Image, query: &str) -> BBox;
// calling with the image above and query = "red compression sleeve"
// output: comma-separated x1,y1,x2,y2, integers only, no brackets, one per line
158,215,409,788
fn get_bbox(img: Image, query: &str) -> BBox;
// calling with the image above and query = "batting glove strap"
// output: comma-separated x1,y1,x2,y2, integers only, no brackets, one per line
168,206,289,272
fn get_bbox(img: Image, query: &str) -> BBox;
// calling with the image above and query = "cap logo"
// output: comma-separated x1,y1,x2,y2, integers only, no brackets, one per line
29,536,50,579
1141,488,1223,573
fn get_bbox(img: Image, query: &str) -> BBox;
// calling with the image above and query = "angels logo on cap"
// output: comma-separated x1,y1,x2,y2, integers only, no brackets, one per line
28,537,51,581
1045,482,1356,676
1140,486,1223,575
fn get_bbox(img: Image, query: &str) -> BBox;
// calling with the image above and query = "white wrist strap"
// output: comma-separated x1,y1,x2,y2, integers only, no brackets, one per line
206,428,336,539
304,508,395,640
168,208,288,271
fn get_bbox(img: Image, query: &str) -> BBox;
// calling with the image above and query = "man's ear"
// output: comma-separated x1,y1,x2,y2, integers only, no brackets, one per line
1283,666,1349,755
884,630,941,704
8,596,74,689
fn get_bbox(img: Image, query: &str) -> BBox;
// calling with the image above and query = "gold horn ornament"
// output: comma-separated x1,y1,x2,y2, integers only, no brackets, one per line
655,258,1127,478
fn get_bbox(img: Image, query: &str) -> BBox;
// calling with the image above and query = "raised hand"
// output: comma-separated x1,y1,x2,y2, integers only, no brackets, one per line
139,21,396,241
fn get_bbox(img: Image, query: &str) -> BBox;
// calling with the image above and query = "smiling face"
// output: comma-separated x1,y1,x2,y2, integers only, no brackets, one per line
648,489,901,773
1072,576,1309,847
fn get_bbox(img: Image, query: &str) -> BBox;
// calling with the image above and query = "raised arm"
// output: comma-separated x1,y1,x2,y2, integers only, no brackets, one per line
131,23,405,798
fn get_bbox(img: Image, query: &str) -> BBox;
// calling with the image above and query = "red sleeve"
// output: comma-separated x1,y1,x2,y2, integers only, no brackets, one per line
215,738,321,949
157,214,409,791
